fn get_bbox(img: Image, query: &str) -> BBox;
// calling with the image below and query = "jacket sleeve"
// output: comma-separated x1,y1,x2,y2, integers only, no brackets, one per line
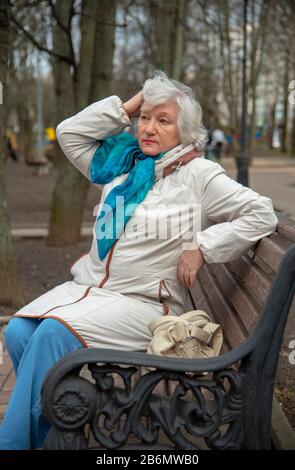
192,162,278,263
55,96,131,180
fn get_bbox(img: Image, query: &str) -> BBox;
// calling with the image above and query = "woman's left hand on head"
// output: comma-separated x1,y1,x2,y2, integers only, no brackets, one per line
123,91,144,118
177,249,205,288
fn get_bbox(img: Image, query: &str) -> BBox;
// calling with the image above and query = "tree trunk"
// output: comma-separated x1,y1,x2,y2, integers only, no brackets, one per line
280,43,290,153
279,2,291,154
265,6,279,152
47,0,82,246
171,0,186,80
224,2,238,138
246,0,269,161
75,0,97,109
150,0,174,75
17,102,35,163
280,55,289,153
217,2,239,149
290,105,295,157
0,0,24,307
48,0,116,246
89,0,116,101
268,102,276,149
247,93,257,161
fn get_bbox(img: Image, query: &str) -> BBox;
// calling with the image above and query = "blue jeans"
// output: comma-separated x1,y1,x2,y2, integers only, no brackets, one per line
0,317,83,449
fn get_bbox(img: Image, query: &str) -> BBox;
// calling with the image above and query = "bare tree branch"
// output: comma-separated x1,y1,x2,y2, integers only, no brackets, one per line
48,0,76,73
11,13,74,66
48,0,68,33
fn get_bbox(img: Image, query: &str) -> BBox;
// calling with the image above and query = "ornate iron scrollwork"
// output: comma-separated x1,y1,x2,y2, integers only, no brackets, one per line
43,363,243,450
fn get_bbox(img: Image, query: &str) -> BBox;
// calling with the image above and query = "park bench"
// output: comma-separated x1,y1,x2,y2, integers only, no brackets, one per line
41,212,295,450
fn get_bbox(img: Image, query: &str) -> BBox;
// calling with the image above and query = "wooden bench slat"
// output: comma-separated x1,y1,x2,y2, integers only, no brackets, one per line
207,263,259,333
188,281,214,316
226,257,272,308
254,234,293,272
197,266,247,349
189,280,231,352
277,212,295,243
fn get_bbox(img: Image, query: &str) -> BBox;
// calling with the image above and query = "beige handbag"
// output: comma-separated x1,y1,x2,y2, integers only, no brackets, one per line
147,310,223,360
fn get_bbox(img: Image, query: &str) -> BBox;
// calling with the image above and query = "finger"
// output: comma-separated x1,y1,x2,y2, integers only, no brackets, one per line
179,271,186,287
177,265,186,287
186,270,195,289
180,269,188,288
179,262,192,287
189,270,196,289
186,270,191,289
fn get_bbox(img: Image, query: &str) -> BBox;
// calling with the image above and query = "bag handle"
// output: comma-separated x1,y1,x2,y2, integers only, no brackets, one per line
149,310,212,335
149,309,223,355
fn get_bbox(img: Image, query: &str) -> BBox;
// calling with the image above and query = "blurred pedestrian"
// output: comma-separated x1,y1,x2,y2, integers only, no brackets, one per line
204,128,214,160
211,128,225,162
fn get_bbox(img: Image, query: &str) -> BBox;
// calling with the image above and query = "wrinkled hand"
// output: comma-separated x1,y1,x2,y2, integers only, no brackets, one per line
123,91,144,118
177,249,205,288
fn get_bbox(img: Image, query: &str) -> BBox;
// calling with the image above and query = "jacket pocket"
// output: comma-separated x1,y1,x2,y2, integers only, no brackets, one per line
157,279,173,316
158,279,172,302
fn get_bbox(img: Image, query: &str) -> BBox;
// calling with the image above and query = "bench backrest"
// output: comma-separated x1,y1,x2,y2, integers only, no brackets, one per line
189,212,295,354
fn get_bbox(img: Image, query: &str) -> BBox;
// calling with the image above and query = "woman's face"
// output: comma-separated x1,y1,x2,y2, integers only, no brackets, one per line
138,101,180,156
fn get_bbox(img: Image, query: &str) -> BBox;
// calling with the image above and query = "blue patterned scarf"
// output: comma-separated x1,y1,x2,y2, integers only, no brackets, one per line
90,132,164,260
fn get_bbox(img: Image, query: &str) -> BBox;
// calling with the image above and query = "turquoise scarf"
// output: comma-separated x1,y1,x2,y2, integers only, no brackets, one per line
90,132,163,260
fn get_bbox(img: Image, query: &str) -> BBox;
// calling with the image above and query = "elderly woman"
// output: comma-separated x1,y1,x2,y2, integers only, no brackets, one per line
0,72,278,449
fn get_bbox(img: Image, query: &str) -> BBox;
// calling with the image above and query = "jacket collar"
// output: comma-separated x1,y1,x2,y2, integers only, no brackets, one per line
154,143,204,181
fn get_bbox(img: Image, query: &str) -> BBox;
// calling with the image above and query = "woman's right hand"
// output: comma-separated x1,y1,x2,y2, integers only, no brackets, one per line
123,91,144,118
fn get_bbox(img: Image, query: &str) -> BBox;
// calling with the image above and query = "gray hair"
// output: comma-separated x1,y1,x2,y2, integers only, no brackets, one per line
142,71,207,149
